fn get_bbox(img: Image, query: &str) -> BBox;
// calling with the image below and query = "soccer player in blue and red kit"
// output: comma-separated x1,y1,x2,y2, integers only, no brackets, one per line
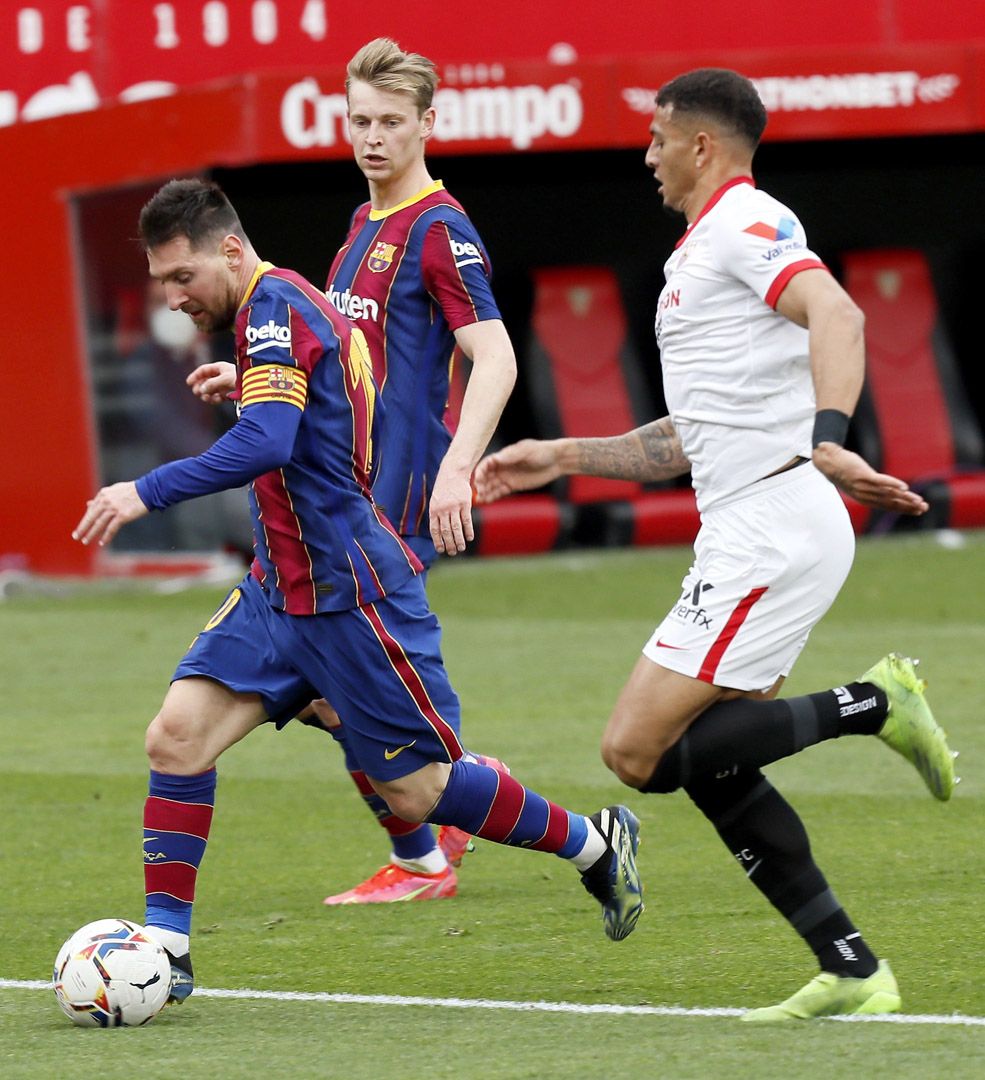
72,178,643,1003
190,38,519,904
319,39,518,903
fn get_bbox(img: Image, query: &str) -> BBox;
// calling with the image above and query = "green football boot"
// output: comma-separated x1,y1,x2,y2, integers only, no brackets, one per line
860,653,956,801
742,960,901,1023
580,805,644,942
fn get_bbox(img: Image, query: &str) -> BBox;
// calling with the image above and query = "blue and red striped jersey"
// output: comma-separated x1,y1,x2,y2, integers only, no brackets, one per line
236,264,421,613
326,180,501,537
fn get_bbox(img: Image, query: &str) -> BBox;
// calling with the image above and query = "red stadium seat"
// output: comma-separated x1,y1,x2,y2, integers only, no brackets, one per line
471,495,575,556
843,249,985,530
528,267,641,504
449,342,573,556
526,266,699,546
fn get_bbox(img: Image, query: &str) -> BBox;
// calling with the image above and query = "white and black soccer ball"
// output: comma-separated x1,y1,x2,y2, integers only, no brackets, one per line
53,918,171,1027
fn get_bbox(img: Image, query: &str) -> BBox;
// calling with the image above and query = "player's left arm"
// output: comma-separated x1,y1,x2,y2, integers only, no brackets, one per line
421,218,517,555
776,269,927,515
431,318,517,554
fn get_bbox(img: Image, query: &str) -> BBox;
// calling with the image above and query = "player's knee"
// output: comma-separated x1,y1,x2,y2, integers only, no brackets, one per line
145,710,207,774
372,763,450,823
602,726,686,792
638,747,683,794
373,786,427,823
600,731,656,790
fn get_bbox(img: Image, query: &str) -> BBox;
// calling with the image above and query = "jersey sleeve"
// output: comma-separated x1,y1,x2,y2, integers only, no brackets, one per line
714,200,828,310
135,282,329,512
420,216,502,331
135,403,300,510
239,286,322,412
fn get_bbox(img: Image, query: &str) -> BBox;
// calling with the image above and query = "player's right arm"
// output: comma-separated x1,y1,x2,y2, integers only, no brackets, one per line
74,291,313,547
72,481,150,547
473,417,690,503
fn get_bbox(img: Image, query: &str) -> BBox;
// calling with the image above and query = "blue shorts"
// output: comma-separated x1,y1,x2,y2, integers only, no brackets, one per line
174,573,463,779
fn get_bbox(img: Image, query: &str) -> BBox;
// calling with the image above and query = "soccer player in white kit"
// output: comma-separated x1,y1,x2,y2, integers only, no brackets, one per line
475,68,957,1021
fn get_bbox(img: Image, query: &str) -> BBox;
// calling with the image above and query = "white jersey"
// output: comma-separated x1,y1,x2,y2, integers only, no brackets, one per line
656,177,827,512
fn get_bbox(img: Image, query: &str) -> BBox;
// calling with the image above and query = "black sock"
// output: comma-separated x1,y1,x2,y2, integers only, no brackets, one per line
644,682,888,793
685,767,879,978
840,681,890,735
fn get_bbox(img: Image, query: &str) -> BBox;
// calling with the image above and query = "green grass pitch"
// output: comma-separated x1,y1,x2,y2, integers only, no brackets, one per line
1,532,983,1078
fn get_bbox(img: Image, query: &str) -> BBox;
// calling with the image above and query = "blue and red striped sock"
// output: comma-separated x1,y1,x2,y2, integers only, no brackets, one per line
349,769,437,862
429,758,588,858
143,769,216,937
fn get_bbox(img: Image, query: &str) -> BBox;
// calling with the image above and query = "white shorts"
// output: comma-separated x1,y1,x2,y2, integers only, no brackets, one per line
642,463,855,691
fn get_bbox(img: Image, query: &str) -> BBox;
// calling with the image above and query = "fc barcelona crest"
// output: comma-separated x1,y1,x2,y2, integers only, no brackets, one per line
367,241,397,273
267,367,295,392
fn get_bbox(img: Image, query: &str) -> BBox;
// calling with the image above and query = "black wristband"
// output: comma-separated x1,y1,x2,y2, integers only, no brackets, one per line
812,409,850,449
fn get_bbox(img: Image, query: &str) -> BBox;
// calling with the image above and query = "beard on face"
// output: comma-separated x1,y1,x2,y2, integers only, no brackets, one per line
192,288,237,334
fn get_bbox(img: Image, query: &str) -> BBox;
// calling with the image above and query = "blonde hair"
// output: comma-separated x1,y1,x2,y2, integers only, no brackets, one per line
346,37,438,113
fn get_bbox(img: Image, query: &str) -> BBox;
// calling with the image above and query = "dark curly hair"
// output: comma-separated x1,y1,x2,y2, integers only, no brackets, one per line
656,69,767,150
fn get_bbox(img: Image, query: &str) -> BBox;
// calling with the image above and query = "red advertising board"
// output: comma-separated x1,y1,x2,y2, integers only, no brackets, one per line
5,0,985,134
251,44,985,162
615,46,983,145
2,2,985,576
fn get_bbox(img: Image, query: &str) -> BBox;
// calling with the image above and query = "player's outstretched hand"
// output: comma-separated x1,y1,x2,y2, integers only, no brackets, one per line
72,482,149,547
812,444,929,515
187,361,237,404
429,471,475,557
473,439,565,504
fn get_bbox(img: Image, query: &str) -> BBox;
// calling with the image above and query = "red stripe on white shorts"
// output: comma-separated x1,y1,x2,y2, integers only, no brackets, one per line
697,586,768,683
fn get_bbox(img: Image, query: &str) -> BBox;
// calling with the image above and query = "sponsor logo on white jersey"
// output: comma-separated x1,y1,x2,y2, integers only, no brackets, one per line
761,239,804,262
281,79,583,151
327,285,380,323
658,288,681,311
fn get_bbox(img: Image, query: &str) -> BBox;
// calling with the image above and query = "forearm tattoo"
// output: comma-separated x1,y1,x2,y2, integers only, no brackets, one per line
573,417,690,482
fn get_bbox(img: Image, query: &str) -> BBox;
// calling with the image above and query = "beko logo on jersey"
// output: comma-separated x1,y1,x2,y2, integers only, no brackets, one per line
328,285,380,323
451,240,483,268
281,79,583,151
245,320,291,344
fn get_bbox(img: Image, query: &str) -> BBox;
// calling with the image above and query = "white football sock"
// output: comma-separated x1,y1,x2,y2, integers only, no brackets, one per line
142,926,190,957
392,848,449,875
570,816,607,871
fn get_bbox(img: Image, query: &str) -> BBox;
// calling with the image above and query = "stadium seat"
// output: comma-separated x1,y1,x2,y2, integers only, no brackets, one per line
471,495,576,556
843,249,985,530
525,266,699,546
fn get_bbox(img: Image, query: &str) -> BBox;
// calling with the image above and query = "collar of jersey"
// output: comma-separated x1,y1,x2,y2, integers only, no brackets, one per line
368,179,445,220
675,176,754,249
238,260,276,309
